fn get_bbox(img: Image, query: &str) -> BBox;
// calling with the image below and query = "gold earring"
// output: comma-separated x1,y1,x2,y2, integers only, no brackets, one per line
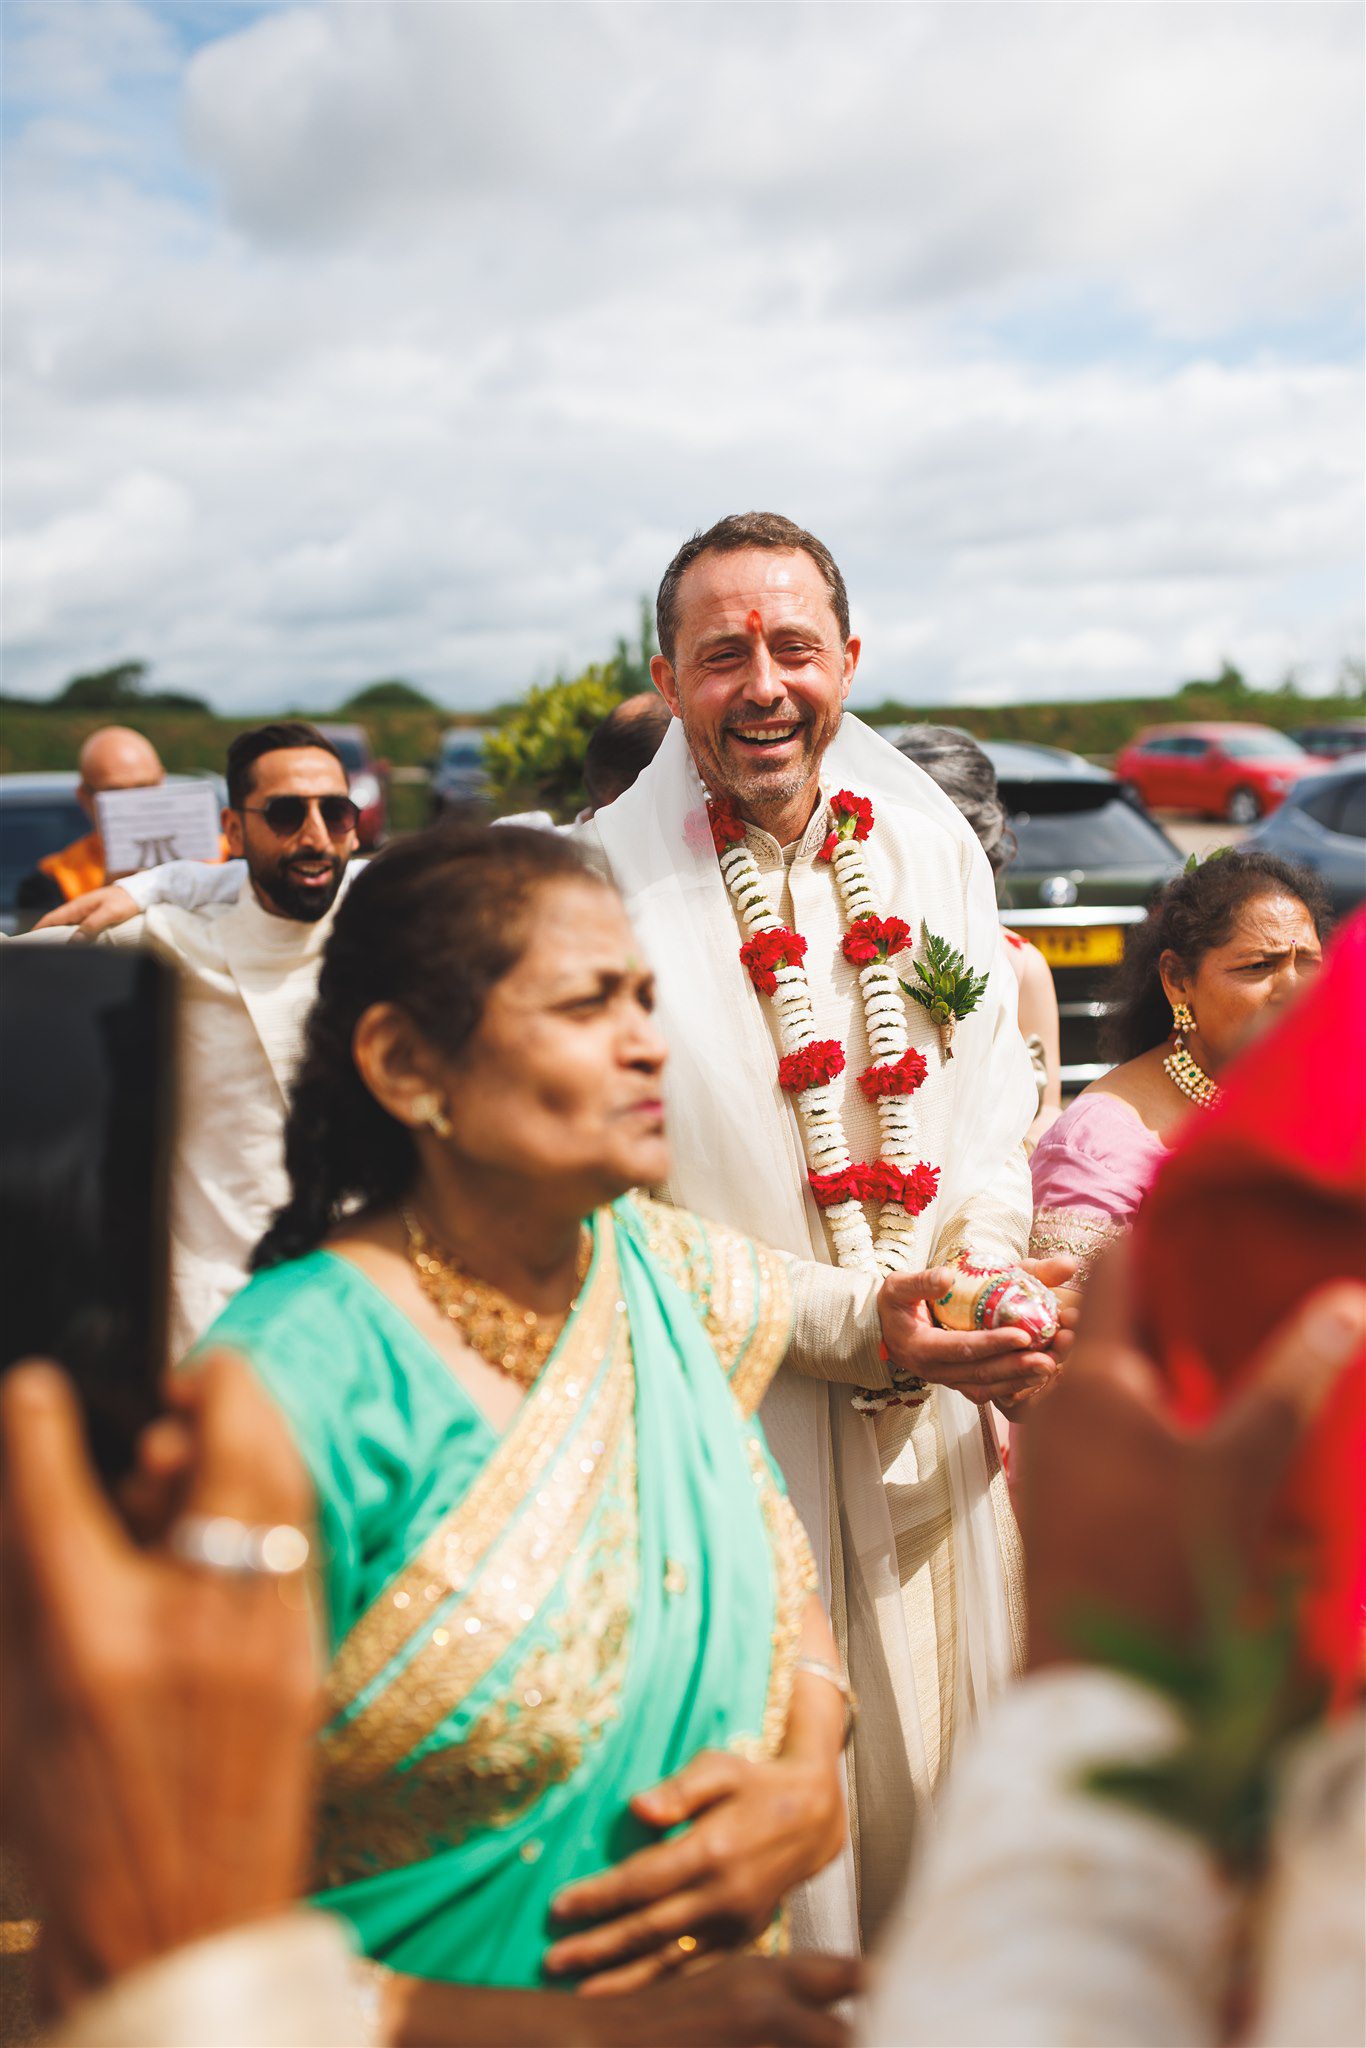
1172,1001,1195,1036
413,1094,453,1139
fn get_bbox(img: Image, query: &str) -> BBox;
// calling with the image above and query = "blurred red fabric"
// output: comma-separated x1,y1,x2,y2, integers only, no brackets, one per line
1134,910,1366,1702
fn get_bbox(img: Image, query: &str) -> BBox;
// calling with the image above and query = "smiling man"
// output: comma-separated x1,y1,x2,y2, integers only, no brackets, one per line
27,723,359,1356
592,512,1059,1955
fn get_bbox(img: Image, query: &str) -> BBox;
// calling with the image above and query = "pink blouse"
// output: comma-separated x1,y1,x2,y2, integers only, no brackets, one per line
1028,1092,1169,1271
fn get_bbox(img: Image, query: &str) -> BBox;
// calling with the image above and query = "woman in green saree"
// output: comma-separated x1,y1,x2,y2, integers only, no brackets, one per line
198,824,852,2019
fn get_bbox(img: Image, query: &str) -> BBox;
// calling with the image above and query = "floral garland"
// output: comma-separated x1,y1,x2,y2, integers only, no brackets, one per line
710,787,940,1282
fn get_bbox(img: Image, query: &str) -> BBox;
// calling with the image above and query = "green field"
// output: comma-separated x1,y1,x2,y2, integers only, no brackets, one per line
2,679,1359,791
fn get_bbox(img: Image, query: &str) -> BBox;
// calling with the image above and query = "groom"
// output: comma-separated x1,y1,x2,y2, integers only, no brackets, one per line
589,512,1070,1949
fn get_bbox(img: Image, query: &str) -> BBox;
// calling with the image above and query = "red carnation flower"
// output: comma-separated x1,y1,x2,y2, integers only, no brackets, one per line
899,1162,941,1215
809,1165,860,1208
862,1158,907,1202
817,830,840,864
841,914,912,966
859,1047,929,1101
829,789,875,841
707,798,746,854
739,927,807,995
777,1039,846,1093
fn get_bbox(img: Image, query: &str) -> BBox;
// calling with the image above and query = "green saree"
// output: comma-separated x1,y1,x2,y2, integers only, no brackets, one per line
199,1193,813,1987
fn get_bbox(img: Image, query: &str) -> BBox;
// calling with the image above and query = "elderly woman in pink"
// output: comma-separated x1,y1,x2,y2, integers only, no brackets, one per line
1029,850,1327,1274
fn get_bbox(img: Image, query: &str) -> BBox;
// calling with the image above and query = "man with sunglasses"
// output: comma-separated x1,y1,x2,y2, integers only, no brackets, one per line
28,723,359,1358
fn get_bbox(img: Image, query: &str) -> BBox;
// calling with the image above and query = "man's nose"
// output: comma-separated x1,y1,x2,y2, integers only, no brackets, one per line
744,644,784,707
295,803,332,850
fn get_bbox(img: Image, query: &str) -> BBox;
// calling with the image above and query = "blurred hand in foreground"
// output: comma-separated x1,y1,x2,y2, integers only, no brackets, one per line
1018,1247,1366,1668
0,1352,319,2016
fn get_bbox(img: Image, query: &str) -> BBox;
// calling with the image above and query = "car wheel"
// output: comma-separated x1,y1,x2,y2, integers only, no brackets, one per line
1226,786,1262,825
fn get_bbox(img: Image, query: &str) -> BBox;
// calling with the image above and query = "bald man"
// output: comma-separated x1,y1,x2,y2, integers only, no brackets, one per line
17,726,166,922
581,690,672,815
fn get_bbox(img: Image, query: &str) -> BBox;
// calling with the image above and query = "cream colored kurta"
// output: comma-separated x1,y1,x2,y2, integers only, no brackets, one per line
102,890,336,1359
590,715,1036,1949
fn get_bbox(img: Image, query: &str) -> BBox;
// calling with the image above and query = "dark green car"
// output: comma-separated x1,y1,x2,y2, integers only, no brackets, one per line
982,742,1184,1088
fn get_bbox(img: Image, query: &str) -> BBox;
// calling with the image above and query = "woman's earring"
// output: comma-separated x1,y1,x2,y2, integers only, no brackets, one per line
1171,1001,1195,1036
413,1094,453,1139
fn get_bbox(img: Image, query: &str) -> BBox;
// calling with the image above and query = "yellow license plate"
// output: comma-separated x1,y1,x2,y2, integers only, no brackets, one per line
1028,924,1125,969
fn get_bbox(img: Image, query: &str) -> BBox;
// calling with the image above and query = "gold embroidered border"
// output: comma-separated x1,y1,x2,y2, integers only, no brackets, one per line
746,1436,818,1758
628,1195,794,1418
325,1304,634,1781
978,1408,1028,1676
316,1417,640,1890
327,1218,624,1717
1027,1208,1127,1282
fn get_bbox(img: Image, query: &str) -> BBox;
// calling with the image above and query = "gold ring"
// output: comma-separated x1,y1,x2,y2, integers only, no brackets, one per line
675,1935,699,1955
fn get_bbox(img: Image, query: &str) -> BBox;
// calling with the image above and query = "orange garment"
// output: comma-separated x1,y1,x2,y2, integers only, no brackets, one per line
38,830,229,901
38,831,105,900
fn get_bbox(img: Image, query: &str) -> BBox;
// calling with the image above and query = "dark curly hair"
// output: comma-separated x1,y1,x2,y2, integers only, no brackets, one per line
252,823,604,1270
1102,849,1330,1064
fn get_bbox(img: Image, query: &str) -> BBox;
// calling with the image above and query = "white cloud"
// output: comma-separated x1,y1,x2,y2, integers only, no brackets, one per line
1,1,1361,712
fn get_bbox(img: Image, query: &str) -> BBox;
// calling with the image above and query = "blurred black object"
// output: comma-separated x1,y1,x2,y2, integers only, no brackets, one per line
0,946,176,1480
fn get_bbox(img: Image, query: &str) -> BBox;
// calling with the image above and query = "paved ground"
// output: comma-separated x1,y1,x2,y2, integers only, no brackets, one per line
1158,815,1249,860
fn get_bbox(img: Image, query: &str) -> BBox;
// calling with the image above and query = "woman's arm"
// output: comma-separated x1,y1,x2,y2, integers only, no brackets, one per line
1013,941,1063,1146
540,1593,848,1993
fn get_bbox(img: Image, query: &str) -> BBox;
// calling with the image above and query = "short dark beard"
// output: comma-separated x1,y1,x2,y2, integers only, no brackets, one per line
684,702,841,830
250,851,347,923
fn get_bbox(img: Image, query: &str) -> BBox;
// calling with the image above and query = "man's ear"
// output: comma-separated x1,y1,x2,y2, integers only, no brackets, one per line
223,807,245,859
841,636,862,702
650,655,683,719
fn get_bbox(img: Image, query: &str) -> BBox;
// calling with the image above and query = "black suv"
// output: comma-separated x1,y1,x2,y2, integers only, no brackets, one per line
983,742,1183,1089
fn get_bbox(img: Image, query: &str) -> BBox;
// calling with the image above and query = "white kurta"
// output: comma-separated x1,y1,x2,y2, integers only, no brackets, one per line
592,716,1036,1948
102,890,335,1359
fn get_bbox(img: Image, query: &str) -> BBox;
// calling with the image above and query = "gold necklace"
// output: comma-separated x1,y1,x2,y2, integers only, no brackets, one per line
1163,1033,1222,1111
402,1208,592,1388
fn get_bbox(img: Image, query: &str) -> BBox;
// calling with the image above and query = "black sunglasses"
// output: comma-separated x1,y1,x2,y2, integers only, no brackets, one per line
238,794,359,839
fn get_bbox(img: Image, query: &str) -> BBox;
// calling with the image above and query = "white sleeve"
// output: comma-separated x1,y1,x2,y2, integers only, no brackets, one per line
864,1667,1234,2048
47,1909,367,2047
122,859,245,910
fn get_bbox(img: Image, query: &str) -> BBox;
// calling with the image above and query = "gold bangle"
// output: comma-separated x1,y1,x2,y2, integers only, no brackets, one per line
793,1655,859,1748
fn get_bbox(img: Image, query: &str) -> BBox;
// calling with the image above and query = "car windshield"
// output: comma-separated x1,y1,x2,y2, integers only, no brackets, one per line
327,736,365,772
0,797,90,909
1004,789,1178,870
441,737,483,765
1218,731,1306,760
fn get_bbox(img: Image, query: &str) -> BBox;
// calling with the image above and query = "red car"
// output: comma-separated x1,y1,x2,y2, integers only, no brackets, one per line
1114,723,1330,825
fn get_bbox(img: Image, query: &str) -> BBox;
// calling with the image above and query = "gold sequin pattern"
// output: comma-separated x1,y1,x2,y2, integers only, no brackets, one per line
325,1303,634,1781
628,1194,795,1419
745,1435,819,1757
1027,1208,1126,1282
327,1218,624,1716
315,1419,639,1889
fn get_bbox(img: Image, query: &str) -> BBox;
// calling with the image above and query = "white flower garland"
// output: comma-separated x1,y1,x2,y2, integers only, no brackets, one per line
714,795,935,1281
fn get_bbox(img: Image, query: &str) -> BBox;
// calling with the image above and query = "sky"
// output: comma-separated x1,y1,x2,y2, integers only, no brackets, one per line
2,1,1362,715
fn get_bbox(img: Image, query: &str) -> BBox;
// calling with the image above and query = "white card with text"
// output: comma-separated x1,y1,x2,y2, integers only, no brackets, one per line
96,783,222,873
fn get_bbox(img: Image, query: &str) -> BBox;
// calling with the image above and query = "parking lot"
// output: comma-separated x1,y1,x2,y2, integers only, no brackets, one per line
1161,816,1249,860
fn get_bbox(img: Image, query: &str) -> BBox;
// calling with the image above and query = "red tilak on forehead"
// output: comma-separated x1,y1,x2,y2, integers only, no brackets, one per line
746,609,764,635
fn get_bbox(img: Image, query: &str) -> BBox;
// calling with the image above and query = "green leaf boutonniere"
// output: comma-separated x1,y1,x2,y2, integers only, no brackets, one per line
900,923,989,1059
